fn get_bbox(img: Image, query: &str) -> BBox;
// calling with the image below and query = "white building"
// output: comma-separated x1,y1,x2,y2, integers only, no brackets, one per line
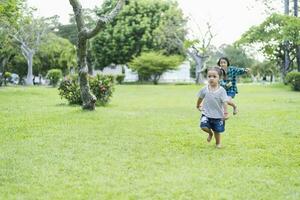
93,64,123,76
94,61,194,83
158,61,194,83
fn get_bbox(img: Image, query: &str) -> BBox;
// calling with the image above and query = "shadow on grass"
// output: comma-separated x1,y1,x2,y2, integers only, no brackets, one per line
55,103,79,108
55,102,117,111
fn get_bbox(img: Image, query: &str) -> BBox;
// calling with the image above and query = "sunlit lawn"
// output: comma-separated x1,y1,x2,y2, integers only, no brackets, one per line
0,84,299,199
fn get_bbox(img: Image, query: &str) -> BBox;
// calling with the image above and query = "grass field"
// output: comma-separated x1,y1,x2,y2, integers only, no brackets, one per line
0,84,299,199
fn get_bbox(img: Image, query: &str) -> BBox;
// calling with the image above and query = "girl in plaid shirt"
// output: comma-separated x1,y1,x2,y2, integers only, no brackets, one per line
217,57,250,115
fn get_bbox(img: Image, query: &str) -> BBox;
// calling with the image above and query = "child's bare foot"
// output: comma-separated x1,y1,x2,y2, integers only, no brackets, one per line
233,106,238,115
216,144,222,149
207,133,213,142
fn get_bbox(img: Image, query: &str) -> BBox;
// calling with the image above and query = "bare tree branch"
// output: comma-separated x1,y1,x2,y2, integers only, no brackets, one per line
86,0,125,39
69,0,85,31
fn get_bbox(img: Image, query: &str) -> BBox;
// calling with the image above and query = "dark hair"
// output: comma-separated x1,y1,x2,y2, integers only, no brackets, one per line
217,57,230,67
208,66,224,78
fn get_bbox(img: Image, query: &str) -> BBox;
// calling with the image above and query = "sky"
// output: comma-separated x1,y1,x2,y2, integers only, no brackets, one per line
27,0,274,47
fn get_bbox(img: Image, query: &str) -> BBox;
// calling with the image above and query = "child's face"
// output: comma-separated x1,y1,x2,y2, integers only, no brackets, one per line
219,59,228,68
207,70,220,86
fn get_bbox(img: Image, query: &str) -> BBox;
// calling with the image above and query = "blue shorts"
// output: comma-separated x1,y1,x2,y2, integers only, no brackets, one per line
200,115,225,133
227,91,236,98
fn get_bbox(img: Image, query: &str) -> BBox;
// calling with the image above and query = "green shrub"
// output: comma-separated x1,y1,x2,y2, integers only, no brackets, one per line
89,74,115,106
129,51,184,84
58,75,82,104
286,71,300,91
115,74,125,84
3,72,12,79
1,72,12,86
58,74,114,106
46,69,63,87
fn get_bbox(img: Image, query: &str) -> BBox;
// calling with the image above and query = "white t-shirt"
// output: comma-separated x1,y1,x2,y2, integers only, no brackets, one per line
197,86,228,119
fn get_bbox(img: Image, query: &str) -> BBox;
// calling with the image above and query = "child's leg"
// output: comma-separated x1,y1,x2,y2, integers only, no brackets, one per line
227,96,238,115
213,132,222,148
201,127,214,142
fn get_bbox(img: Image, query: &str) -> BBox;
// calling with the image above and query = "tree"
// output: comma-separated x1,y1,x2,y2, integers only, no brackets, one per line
91,0,186,69
5,53,27,82
255,0,300,72
172,20,215,84
0,30,16,75
0,0,23,25
12,17,49,85
10,3,53,85
69,0,125,110
56,23,78,45
293,0,300,71
237,13,300,79
56,8,98,45
36,33,76,76
254,0,299,15
0,0,23,81
129,51,183,84
175,38,208,84
221,45,255,68
56,8,101,75
251,60,279,82
2,33,76,83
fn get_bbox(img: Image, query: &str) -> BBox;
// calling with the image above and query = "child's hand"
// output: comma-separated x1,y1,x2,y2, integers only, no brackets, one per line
197,106,203,111
245,68,251,73
225,81,232,88
224,113,229,120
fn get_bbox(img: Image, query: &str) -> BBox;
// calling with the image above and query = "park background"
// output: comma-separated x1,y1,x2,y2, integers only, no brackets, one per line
1,0,300,199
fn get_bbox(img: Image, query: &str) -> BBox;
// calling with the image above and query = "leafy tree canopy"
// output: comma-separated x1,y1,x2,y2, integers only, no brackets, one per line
36,33,77,76
91,0,187,69
0,0,23,26
237,13,300,62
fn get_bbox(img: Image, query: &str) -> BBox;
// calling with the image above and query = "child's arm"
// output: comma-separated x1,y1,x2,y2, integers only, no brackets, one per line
220,88,229,120
234,67,250,76
196,97,203,111
223,102,229,120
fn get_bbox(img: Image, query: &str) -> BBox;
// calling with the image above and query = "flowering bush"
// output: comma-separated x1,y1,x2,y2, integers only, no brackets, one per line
58,75,81,104
89,74,115,106
58,74,114,106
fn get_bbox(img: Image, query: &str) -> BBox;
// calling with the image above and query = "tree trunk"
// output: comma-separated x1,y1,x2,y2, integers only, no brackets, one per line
173,35,209,84
187,49,206,84
25,52,34,85
195,56,202,84
69,0,124,110
283,0,290,79
20,45,35,86
153,76,159,85
77,34,96,110
296,47,300,72
294,0,300,71
270,74,273,82
1,57,8,73
87,42,94,75
294,0,298,16
285,0,289,14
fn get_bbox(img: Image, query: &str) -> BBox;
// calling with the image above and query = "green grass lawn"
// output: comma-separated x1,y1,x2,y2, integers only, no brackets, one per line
0,84,299,199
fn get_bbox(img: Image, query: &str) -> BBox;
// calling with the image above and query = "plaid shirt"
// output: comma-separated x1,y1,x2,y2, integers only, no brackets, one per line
220,66,247,94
